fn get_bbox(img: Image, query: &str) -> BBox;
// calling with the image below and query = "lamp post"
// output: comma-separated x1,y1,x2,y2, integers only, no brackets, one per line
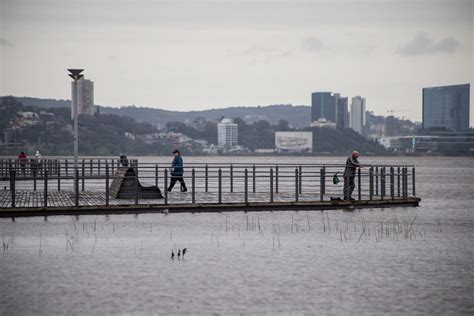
68,69,84,195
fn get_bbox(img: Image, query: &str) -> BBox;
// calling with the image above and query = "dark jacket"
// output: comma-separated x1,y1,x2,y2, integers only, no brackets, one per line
171,156,184,176
344,156,361,177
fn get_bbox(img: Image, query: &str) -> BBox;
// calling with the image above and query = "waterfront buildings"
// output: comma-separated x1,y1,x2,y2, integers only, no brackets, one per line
275,131,313,153
350,96,366,135
217,118,238,147
422,84,470,131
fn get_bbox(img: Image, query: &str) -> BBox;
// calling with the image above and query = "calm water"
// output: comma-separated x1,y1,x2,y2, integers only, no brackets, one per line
1,156,473,315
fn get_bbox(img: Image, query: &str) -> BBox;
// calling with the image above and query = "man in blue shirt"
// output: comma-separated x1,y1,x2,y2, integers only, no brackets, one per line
167,149,187,192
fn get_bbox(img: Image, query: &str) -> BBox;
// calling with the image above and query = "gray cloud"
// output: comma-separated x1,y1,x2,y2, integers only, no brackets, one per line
0,38,13,47
398,32,459,56
302,37,323,52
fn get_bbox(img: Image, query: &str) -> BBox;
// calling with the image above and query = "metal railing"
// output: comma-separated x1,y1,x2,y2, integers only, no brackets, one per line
1,158,416,209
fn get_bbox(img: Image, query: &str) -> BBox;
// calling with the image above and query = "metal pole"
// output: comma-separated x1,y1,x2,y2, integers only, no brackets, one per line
205,164,208,193
218,168,222,204
72,79,79,196
275,165,279,193
375,166,379,196
412,167,416,197
270,168,274,203
112,159,114,174
98,159,101,176
44,169,48,208
397,166,401,197
252,164,256,193
90,159,93,176
65,159,69,177
10,170,15,208
155,164,159,188
164,169,168,205
192,168,195,204
299,165,302,194
295,168,299,202
75,169,79,207
135,167,139,205
357,168,361,200
244,168,248,204
390,167,395,199
33,163,37,191
322,166,326,195
380,167,385,200
57,164,61,191
230,164,233,193
369,167,374,200
105,164,109,206
82,160,85,191
320,168,324,202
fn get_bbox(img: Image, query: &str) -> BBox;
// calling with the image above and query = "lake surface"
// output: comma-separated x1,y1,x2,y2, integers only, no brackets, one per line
1,156,474,315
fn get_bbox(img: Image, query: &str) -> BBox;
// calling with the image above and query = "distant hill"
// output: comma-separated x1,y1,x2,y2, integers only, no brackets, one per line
9,96,311,128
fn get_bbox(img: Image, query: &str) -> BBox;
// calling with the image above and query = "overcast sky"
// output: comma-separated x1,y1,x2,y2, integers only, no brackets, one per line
0,0,473,124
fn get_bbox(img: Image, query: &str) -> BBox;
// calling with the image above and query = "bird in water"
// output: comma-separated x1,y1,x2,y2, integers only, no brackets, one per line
177,249,181,259
182,248,187,258
171,249,175,260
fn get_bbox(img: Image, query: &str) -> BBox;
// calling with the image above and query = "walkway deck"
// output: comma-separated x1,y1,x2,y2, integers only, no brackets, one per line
0,190,420,217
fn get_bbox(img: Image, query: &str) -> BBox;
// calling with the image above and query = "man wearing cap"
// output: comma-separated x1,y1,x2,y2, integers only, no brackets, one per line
168,149,187,192
343,151,362,201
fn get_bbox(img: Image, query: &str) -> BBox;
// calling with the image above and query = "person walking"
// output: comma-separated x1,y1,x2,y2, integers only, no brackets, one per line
167,149,187,192
343,151,362,201
17,151,27,175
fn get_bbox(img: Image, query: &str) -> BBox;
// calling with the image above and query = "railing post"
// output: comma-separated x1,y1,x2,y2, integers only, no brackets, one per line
369,167,374,200
105,164,109,206
412,167,416,197
65,159,69,177
112,159,115,174
270,168,274,203
357,168,361,200
218,168,222,204
90,159,93,176
44,169,49,208
319,167,324,201
164,169,168,205
244,168,248,204
56,163,61,191
155,164,159,188
295,168,299,202
275,165,279,193
380,167,385,200
135,166,139,205
10,170,15,208
390,167,395,199
98,159,101,176
205,164,208,193
397,166,401,197
252,164,256,193
403,167,408,198
322,167,326,195
192,168,195,204
75,169,79,207
299,165,302,194
82,159,85,191
230,164,233,193
33,163,37,191
375,166,379,196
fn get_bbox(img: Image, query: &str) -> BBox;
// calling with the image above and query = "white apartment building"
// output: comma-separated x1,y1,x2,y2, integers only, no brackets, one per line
217,118,238,147
350,96,366,134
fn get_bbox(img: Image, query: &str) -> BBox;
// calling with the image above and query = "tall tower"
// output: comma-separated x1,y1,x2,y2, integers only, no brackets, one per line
350,96,366,135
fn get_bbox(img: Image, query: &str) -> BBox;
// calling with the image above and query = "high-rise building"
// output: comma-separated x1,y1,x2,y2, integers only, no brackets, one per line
422,84,470,131
336,96,349,129
311,92,337,123
384,115,399,137
350,96,366,135
72,78,95,117
217,118,238,147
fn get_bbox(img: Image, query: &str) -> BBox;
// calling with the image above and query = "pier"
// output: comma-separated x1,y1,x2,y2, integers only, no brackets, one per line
1,158,420,217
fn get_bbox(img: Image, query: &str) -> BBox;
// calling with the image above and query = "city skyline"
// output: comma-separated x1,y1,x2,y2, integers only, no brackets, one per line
0,0,473,125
